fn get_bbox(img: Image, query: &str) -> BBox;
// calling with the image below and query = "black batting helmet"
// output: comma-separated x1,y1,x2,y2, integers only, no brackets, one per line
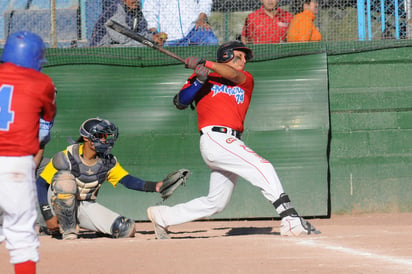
216,40,254,63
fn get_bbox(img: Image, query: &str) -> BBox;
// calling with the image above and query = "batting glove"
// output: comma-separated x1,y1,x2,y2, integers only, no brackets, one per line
195,65,209,83
185,57,205,70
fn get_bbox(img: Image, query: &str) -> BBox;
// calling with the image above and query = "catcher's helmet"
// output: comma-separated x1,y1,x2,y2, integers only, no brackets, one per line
78,118,119,157
216,40,253,63
1,31,46,71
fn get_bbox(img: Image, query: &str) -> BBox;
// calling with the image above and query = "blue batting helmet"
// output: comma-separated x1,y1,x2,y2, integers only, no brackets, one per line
1,31,46,71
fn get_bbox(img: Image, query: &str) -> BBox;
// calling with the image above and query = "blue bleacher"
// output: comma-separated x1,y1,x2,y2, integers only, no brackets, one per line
0,0,147,47
0,0,103,47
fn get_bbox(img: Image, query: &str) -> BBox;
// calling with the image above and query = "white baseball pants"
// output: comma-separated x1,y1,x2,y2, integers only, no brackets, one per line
0,156,39,264
155,126,285,227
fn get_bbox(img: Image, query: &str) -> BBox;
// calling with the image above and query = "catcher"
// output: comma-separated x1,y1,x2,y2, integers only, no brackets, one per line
36,117,190,240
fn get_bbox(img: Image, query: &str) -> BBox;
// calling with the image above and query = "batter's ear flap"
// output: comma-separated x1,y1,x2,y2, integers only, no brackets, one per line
221,48,234,63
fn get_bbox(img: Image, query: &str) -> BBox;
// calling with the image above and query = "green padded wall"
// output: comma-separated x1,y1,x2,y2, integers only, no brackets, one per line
328,47,412,214
42,53,329,220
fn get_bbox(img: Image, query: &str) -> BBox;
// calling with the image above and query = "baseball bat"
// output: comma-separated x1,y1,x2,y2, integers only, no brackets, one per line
105,20,186,63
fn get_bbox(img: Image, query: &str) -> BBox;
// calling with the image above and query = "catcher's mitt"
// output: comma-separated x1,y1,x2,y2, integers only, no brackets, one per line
160,169,191,200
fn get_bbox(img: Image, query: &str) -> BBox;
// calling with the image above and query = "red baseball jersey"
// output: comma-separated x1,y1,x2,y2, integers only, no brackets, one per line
0,62,56,156
182,70,254,132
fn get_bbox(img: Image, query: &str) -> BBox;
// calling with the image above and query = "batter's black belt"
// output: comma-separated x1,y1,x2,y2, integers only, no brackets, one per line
200,126,242,139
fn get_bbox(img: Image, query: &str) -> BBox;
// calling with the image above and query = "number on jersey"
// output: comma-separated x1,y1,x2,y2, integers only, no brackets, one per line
0,84,15,131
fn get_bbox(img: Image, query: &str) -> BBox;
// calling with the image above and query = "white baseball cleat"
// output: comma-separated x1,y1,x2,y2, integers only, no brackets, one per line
280,216,321,236
147,206,171,240
62,231,78,240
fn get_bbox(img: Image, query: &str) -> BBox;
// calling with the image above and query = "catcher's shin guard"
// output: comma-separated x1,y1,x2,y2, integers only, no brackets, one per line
51,171,79,238
110,216,136,238
52,194,78,238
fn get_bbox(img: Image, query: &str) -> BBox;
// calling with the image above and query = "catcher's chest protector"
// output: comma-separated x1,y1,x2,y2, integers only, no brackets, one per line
65,144,116,200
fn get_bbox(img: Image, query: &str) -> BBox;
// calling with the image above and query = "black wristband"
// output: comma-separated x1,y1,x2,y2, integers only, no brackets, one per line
143,181,157,192
40,204,54,221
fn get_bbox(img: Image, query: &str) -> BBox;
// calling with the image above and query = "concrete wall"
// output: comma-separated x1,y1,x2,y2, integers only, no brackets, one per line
328,47,412,214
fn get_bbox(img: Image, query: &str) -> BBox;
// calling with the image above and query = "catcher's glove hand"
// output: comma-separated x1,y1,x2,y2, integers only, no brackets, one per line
160,169,191,200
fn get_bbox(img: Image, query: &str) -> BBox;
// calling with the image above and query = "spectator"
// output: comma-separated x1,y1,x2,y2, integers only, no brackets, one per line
241,0,293,44
287,0,322,42
142,0,218,46
90,0,167,47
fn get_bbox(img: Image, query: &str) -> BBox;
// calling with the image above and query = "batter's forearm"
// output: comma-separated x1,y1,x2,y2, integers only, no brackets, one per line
204,61,245,84
175,79,203,108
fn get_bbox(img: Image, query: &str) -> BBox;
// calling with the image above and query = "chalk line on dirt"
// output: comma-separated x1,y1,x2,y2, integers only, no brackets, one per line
296,238,412,268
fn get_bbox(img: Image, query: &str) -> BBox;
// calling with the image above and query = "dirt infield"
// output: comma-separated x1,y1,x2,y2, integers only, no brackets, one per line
1,213,412,274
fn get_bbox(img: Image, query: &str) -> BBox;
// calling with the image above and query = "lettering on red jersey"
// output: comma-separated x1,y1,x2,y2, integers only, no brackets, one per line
211,85,245,104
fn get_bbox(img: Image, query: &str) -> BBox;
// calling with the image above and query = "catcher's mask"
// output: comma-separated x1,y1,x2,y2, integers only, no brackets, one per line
77,118,119,157
216,40,253,63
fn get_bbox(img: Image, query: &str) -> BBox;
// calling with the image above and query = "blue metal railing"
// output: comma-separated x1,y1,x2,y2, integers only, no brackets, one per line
358,0,404,40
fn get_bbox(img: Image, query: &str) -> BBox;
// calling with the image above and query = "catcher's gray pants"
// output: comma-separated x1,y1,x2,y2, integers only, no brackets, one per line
41,187,120,235
153,127,285,227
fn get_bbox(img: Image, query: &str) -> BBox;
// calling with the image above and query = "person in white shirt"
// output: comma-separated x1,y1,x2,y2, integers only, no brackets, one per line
142,0,218,46
90,0,167,47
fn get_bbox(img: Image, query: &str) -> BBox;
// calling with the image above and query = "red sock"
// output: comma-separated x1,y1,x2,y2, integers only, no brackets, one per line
14,260,36,274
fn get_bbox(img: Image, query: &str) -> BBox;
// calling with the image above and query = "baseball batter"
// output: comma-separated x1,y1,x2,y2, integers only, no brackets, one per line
36,117,188,240
0,31,56,274
147,41,320,239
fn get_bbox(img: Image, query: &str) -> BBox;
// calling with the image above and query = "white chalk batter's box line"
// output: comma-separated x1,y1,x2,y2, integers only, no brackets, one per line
296,238,412,271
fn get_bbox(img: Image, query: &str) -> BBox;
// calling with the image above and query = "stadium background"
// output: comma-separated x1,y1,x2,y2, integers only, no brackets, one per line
1,0,412,220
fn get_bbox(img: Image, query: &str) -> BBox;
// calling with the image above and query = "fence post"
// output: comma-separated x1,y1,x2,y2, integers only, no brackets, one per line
357,0,366,40
394,0,400,39
367,0,372,39
407,0,412,38
50,0,57,48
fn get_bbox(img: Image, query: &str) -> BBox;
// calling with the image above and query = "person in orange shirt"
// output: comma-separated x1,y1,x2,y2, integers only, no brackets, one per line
287,0,322,42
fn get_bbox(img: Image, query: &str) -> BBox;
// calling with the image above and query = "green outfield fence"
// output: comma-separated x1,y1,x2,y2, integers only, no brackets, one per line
1,0,412,219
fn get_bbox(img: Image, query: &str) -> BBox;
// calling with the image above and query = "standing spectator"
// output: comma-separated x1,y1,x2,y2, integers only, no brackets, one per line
0,31,56,274
287,0,322,42
142,0,218,46
90,0,167,47
146,41,320,239
241,0,293,44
